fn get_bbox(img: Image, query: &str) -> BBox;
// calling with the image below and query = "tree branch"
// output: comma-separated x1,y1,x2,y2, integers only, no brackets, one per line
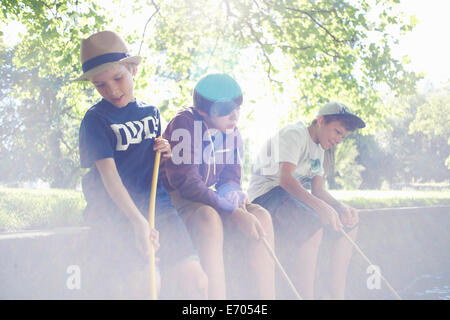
280,44,312,52
224,0,238,18
262,0,335,15
284,6,344,43
245,22,281,84
138,0,160,56
59,132,74,155
42,1,60,20
225,0,281,84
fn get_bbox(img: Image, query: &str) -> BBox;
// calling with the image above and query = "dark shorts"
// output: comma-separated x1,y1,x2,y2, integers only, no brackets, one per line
82,184,197,298
253,186,322,250
253,186,358,299
153,184,199,268
253,186,357,249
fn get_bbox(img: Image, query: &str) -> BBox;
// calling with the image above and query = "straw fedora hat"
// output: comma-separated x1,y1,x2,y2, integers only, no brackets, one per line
73,30,141,81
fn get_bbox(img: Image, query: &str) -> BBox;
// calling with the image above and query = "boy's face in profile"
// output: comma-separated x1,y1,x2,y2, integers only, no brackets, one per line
316,117,348,150
91,63,136,108
207,106,240,133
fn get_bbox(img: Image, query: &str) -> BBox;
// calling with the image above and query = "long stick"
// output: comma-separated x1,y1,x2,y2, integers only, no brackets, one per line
241,205,302,300
340,229,402,300
148,139,162,300
261,237,303,300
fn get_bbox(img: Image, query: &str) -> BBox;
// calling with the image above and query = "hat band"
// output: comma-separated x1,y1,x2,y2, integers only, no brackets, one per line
82,52,130,73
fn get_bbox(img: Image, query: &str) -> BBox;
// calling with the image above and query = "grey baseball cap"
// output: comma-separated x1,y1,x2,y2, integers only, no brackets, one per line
317,102,366,129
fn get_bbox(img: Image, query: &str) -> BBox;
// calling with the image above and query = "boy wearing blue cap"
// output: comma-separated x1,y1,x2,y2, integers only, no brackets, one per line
249,102,365,299
161,74,275,299
75,31,207,299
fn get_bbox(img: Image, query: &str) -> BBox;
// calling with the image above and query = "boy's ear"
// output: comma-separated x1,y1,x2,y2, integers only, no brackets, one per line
317,115,325,127
196,108,209,118
132,65,138,77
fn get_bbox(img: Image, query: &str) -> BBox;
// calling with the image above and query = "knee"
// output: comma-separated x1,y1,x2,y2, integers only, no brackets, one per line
191,206,223,238
249,206,273,232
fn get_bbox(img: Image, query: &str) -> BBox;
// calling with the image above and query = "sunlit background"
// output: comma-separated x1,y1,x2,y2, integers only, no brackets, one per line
1,0,449,188
0,0,449,301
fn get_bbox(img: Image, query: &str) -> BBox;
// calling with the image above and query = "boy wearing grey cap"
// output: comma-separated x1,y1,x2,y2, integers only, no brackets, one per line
249,102,365,299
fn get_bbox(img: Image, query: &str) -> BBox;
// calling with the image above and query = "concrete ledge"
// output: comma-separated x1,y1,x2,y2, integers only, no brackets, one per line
0,227,90,240
0,226,90,299
1,206,449,299
358,205,450,215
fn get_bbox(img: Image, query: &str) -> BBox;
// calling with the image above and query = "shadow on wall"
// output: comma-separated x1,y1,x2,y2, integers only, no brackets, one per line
0,206,449,299
0,228,89,299
316,206,450,300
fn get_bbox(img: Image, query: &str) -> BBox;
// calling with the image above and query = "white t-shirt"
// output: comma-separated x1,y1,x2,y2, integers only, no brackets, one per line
248,121,324,202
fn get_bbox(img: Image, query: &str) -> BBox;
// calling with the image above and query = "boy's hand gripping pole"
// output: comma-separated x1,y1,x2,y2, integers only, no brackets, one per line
148,137,162,300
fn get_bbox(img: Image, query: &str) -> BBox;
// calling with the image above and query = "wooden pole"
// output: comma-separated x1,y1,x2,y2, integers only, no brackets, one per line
148,138,162,300
340,229,402,300
241,205,302,300
261,237,303,300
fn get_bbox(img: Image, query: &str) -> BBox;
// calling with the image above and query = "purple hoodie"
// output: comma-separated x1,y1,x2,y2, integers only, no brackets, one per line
161,107,244,213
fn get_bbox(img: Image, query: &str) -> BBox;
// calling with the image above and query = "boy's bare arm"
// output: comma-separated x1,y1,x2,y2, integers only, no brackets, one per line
96,158,145,223
95,158,157,256
279,162,342,231
280,162,328,213
310,176,346,212
311,176,359,227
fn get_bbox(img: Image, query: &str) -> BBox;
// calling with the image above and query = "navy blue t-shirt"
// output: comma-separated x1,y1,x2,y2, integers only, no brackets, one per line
79,98,161,219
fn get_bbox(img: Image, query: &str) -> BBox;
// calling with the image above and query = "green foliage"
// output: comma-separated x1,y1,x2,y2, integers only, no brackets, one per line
330,189,450,209
0,187,85,231
409,88,450,138
225,0,420,129
0,0,422,188
334,138,365,189
0,1,108,188
354,133,388,189
385,91,449,183
128,0,421,130
353,88,450,188
409,85,450,169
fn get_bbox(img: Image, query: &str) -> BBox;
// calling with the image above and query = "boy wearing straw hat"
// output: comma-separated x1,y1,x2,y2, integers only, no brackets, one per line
75,31,207,299
161,73,275,299
249,102,364,299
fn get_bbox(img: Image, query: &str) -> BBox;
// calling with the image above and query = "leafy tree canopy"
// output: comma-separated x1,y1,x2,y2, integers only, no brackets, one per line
0,0,423,187
128,0,422,128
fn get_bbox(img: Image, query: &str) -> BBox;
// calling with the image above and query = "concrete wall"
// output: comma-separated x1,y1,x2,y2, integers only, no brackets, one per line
0,227,89,299
0,206,449,299
317,206,450,299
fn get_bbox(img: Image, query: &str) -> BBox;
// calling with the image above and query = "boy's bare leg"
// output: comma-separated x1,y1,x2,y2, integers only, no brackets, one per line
183,206,226,299
329,226,359,299
295,228,323,300
246,205,275,299
164,259,209,299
